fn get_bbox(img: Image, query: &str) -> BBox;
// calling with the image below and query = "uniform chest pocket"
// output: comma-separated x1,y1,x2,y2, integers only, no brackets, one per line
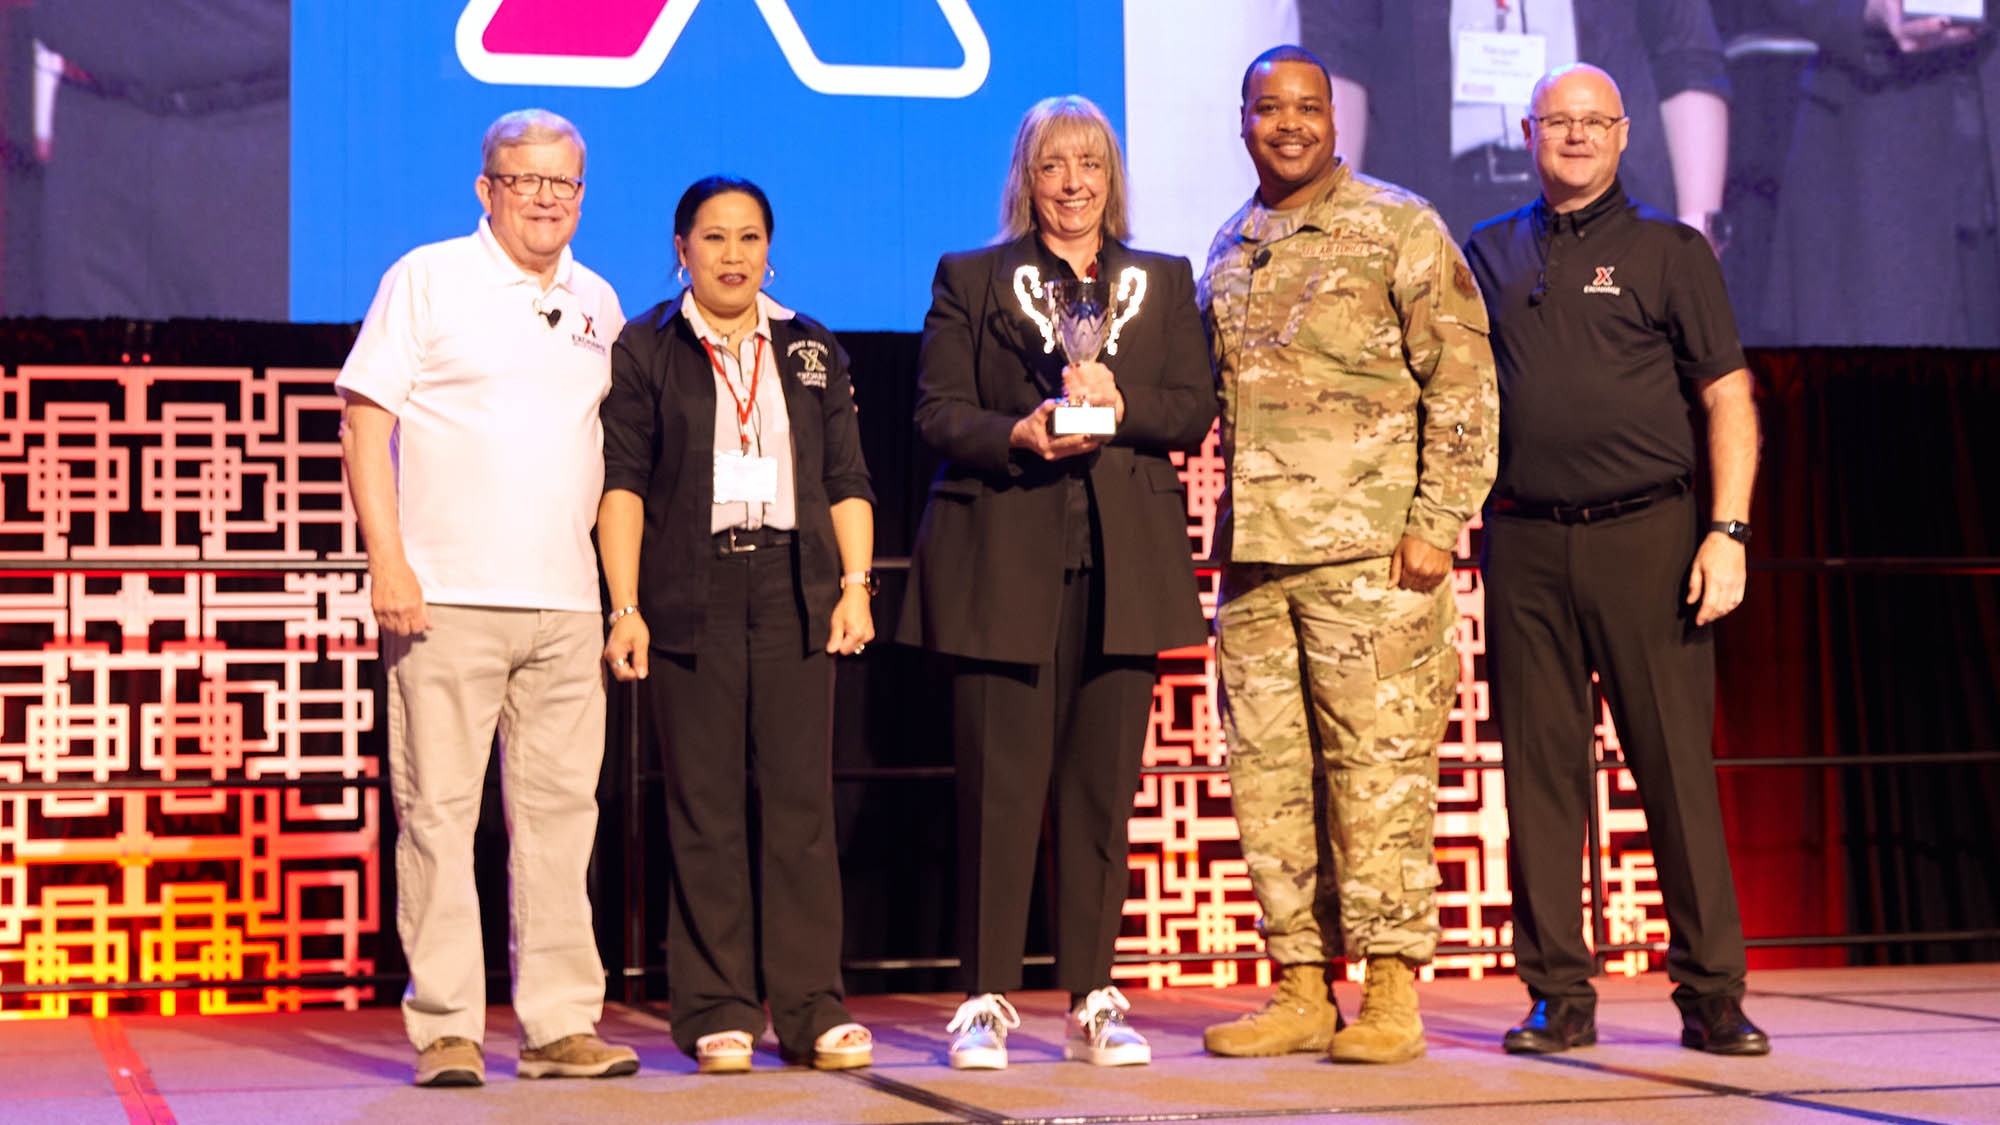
1287,257,1405,371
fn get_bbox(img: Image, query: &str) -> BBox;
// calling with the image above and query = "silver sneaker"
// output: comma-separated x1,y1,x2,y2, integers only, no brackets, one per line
947,993,1021,1070
1066,986,1150,1066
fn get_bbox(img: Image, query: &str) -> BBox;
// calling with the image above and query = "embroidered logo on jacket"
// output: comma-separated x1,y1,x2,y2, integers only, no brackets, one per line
788,339,829,387
1583,266,1622,296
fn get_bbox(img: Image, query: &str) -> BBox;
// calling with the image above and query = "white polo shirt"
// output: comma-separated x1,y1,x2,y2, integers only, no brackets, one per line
337,219,625,613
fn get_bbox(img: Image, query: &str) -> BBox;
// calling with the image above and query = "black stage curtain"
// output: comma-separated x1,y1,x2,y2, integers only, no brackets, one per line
1721,349,2000,966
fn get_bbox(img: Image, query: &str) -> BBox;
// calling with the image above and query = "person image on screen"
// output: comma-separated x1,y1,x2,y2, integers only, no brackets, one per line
598,175,877,1075
1301,0,1732,251
899,95,1219,1071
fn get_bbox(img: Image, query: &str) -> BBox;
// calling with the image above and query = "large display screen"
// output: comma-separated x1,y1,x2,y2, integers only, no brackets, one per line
4,1,1995,345
291,0,1130,330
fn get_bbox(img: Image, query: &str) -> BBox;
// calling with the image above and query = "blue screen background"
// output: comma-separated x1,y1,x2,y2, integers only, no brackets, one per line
291,0,1126,330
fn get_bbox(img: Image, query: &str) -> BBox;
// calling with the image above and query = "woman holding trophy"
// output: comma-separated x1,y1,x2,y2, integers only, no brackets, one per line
599,176,876,1075
897,95,1218,1070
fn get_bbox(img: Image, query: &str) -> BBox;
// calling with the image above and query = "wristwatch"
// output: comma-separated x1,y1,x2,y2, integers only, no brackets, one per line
1708,520,1751,545
840,570,878,597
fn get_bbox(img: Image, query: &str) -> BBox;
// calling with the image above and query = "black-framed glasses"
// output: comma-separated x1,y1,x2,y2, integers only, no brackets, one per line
1532,114,1626,138
487,172,582,200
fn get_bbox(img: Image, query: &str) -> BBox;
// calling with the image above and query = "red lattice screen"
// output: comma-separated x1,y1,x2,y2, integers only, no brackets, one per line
0,362,1667,1019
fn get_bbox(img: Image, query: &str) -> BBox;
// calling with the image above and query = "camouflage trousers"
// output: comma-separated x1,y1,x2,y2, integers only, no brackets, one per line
1215,557,1459,967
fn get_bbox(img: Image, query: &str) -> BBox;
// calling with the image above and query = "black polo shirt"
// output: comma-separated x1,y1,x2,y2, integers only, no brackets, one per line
1464,180,1745,507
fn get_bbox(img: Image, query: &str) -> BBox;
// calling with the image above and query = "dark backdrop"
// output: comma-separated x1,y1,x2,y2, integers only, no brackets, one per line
2,319,1994,996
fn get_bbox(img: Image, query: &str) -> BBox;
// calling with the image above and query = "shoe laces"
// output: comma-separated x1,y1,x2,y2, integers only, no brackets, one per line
1362,959,1417,1016
948,993,1022,1036
1074,986,1133,1037
1265,968,1327,1013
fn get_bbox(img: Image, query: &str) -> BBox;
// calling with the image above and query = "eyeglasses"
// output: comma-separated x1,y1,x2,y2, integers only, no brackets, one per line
487,172,582,200
1532,114,1626,138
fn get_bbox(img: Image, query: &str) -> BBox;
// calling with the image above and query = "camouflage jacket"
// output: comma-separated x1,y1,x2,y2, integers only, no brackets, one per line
1200,163,1498,566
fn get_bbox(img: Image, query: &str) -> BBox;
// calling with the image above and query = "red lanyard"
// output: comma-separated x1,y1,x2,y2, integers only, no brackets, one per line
701,334,765,453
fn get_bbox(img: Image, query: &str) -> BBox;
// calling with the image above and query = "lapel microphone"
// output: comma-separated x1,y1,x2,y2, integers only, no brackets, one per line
540,307,562,328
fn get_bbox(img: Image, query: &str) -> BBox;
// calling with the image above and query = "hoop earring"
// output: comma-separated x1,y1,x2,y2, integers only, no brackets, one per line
763,265,777,287
676,264,690,287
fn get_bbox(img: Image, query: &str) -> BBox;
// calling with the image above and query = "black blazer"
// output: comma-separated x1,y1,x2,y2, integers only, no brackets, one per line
603,295,874,655
897,235,1218,664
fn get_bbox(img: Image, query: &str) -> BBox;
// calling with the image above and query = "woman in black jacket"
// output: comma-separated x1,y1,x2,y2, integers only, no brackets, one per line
898,96,1219,1071
598,176,875,1074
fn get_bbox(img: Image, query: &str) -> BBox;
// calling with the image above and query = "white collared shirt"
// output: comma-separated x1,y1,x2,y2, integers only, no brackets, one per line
336,218,625,611
683,291,798,534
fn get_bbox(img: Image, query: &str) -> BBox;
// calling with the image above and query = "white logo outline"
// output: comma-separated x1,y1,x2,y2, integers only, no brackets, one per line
455,0,991,98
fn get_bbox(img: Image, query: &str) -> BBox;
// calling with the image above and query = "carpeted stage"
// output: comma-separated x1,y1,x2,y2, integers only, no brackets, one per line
7,964,1997,1124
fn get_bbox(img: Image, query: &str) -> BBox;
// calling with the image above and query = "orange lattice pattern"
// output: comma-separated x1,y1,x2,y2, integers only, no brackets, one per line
1114,430,1665,989
0,366,379,1019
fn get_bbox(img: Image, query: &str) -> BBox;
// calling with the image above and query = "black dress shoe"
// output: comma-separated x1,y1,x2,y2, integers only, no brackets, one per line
1679,994,1771,1056
1503,999,1597,1054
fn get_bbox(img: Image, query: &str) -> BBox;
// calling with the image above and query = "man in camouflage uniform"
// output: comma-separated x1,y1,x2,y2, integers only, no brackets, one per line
1198,45,1498,1065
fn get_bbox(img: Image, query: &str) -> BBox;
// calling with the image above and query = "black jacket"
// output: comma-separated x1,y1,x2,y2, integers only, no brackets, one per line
603,296,873,655
1760,2,2000,346
897,236,1218,664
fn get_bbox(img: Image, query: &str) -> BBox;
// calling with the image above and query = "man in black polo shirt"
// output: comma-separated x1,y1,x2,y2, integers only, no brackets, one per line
1464,63,1768,1058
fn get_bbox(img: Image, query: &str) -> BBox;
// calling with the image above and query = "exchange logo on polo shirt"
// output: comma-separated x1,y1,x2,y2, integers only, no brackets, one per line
1583,266,1622,296
571,312,608,356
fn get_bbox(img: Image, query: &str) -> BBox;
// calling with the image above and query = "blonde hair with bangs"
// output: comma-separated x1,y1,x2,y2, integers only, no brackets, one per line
996,95,1131,244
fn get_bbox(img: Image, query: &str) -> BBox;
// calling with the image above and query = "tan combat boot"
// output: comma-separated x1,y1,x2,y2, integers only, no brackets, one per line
1204,963,1343,1056
1330,956,1426,1063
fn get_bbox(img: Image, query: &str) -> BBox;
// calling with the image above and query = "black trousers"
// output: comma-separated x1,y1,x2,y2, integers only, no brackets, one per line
953,568,1156,997
648,545,849,1056
1484,493,1748,1009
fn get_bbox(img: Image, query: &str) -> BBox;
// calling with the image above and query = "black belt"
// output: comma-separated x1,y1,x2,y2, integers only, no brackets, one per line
1490,478,1690,524
713,526,794,556
1452,142,1536,187
60,67,289,117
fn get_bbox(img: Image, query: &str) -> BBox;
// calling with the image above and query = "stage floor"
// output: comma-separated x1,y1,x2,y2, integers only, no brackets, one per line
4,964,1996,1124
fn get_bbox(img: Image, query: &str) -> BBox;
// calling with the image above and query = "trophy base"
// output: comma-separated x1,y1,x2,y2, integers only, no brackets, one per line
1051,404,1117,436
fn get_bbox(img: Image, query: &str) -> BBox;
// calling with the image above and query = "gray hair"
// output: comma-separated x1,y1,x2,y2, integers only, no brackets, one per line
480,108,586,176
996,95,1131,244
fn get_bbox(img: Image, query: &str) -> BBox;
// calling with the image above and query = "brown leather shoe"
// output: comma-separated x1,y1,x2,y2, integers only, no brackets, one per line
414,1036,484,1087
518,1032,641,1078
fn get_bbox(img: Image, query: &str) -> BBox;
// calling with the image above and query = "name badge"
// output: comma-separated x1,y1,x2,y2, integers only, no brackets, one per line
1454,30,1546,106
714,452,779,506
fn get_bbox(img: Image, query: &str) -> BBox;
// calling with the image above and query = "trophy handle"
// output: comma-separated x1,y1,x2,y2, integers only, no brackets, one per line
1103,267,1148,356
1012,266,1057,354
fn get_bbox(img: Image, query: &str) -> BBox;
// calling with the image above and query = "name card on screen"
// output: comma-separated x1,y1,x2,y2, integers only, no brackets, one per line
1904,0,1984,19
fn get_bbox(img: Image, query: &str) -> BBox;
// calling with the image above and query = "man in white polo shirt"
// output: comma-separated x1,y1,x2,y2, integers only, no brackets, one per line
337,108,636,1088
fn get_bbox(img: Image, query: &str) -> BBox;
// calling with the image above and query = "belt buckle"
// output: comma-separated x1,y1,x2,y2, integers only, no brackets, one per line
1486,144,1535,185
723,527,755,554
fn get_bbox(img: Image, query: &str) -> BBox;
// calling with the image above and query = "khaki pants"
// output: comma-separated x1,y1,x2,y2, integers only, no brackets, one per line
383,604,608,1050
1216,558,1458,967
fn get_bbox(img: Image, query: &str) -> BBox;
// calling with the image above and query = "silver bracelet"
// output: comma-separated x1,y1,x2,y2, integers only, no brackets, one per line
607,604,640,625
